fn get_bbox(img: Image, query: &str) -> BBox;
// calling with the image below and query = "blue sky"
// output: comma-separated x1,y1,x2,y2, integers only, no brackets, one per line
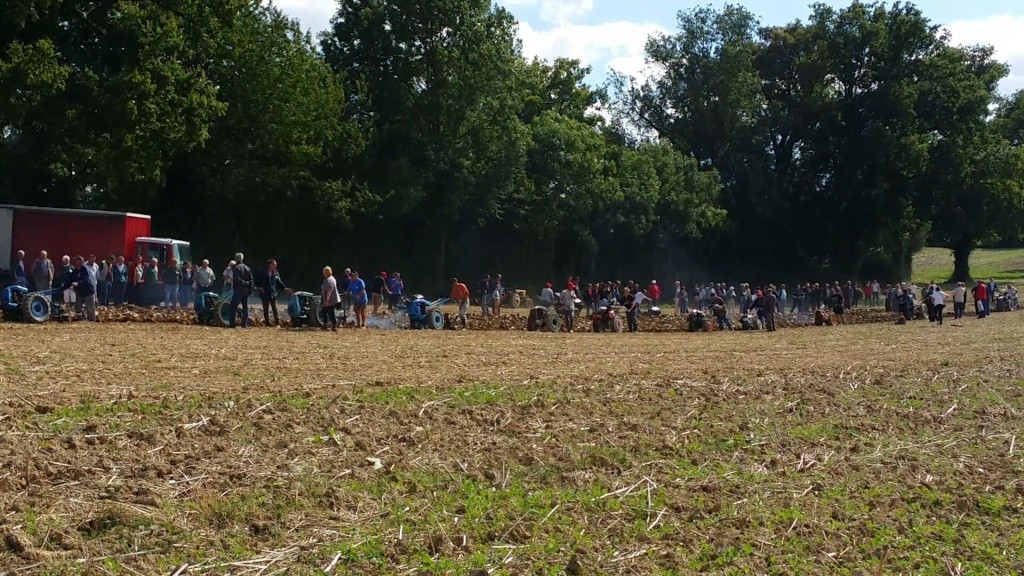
274,0,1024,93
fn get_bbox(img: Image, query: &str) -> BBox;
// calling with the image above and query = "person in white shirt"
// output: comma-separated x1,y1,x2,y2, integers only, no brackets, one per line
951,282,967,320
931,287,948,325
540,283,555,307
223,260,235,293
871,280,881,306
559,287,576,332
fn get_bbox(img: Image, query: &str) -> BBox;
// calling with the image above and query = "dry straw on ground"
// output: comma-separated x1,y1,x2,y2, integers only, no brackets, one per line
0,311,1022,574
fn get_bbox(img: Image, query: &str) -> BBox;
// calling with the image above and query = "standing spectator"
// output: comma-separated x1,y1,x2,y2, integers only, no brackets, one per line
450,277,470,330
479,275,491,317
321,266,340,332
348,270,368,328
179,261,194,309
222,260,236,294
622,288,638,333
112,256,128,306
491,274,503,317
31,250,54,293
161,258,181,308
647,280,661,305
864,282,873,307
763,289,778,331
228,253,254,328
141,258,155,305
256,259,289,326
974,280,988,318
778,284,787,314
842,281,854,311
57,255,74,305
674,281,684,315
988,278,997,310
931,286,948,325
98,256,113,305
540,282,555,307
387,272,404,311
63,256,97,321
370,271,387,314
194,259,216,294
559,284,576,333
790,284,804,314
952,282,967,320
11,250,27,287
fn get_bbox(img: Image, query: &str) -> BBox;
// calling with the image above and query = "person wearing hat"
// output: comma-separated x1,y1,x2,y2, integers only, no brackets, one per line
540,282,555,307
647,280,661,305
450,278,470,329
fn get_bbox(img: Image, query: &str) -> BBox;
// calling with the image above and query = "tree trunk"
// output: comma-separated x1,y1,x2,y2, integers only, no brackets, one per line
950,244,972,283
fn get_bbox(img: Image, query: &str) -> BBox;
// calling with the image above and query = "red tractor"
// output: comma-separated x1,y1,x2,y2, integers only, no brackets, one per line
591,305,623,333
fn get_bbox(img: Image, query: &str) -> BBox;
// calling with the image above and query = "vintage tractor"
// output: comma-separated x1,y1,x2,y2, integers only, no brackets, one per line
408,296,449,330
1,285,70,323
286,291,325,328
501,288,533,309
686,309,708,332
526,306,561,332
195,290,242,327
591,305,623,333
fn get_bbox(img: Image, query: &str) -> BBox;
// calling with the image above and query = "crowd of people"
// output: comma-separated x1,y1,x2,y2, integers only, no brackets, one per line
7,248,1020,330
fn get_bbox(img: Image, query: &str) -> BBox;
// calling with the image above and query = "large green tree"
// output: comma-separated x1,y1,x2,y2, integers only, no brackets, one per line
0,0,226,207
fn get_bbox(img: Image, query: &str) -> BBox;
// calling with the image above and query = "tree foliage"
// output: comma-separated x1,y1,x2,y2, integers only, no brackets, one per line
3,0,1023,289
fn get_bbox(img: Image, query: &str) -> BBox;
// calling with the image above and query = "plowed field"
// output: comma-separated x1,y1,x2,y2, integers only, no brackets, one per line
1,313,1023,575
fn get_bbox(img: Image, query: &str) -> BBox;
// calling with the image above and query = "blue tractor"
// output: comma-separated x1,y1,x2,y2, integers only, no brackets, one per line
286,291,328,328
1,285,70,323
407,295,449,330
194,290,242,327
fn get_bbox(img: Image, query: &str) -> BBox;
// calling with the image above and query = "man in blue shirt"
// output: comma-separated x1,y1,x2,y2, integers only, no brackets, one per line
387,272,403,311
63,255,98,321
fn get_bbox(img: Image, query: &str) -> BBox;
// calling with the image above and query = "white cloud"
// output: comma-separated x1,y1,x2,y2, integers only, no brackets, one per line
267,0,335,34
501,0,594,25
517,20,665,84
945,14,1024,94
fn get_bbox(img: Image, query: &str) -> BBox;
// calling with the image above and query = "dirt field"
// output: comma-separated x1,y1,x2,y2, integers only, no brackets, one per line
1,313,1023,575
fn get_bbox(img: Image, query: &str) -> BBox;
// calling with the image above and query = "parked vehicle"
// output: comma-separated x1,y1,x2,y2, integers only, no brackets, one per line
0,205,190,285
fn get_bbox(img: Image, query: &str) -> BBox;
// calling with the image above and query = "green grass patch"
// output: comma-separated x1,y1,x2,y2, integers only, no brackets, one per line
912,247,1024,285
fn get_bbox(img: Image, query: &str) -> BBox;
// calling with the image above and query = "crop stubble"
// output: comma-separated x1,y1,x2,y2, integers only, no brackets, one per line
0,315,1022,574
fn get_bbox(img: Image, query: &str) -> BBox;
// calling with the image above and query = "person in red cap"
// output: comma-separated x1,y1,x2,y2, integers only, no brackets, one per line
647,280,661,305
370,271,389,314
540,282,555,307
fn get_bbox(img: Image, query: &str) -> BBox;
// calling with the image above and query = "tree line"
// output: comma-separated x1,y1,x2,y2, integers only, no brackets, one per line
2,0,1023,291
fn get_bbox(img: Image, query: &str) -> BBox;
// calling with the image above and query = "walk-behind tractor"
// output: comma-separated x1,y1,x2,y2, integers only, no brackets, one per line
686,309,708,332
1,285,70,323
287,291,329,328
591,305,623,333
408,296,450,330
526,306,561,332
195,290,241,327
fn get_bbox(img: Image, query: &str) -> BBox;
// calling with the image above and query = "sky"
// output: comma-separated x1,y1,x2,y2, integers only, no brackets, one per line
272,0,1024,94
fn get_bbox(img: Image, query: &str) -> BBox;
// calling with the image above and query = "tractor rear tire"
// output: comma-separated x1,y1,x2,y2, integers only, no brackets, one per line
21,294,50,323
545,312,560,332
511,294,521,308
611,317,623,333
524,298,534,308
428,309,445,330
214,300,237,327
526,308,541,331
309,301,324,328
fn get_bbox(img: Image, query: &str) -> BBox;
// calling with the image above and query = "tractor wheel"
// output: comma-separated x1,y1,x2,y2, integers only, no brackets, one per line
524,298,534,308
611,317,623,333
428,309,445,330
21,294,50,323
510,294,521,308
214,301,236,327
526,308,541,331
545,313,561,332
309,301,324,328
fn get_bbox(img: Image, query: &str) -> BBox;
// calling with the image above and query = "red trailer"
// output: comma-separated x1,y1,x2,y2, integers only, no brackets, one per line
0,205,190,271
